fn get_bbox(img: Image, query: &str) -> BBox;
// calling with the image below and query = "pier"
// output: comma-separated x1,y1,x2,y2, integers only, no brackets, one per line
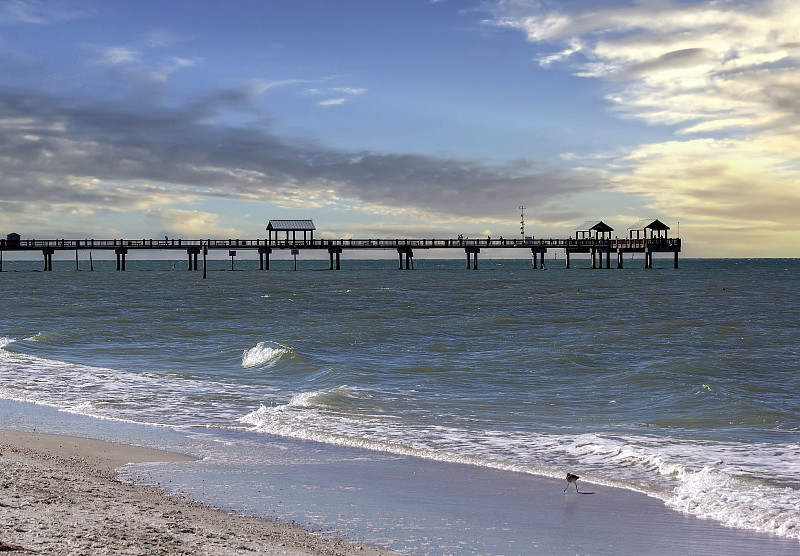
1,219,680,274
1,237,681,274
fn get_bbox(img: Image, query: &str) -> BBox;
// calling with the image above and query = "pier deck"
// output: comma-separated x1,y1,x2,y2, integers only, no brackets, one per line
1,236,681,272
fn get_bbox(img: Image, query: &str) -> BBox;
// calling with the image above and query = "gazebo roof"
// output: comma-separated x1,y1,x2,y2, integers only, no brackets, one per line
576,220,614,233
266,219,316,231
628,219,669,231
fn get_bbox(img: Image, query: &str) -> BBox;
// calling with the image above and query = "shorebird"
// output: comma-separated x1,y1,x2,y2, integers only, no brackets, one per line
564,472,580,492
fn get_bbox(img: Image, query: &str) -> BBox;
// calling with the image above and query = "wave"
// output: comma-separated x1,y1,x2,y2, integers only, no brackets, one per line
241,342,290,369
239,389,800,541
23,330,85,345
0,342,279,428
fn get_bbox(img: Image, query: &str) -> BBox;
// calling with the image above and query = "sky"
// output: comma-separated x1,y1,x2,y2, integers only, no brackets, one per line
1,0,799,258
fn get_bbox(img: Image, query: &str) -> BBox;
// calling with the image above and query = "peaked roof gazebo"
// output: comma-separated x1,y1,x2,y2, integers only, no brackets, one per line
266,219,316,243
628,219,670,239
575,220,613,240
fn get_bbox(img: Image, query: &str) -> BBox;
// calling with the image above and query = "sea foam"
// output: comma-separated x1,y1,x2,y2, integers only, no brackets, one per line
241,342,289,368
238,395,800,541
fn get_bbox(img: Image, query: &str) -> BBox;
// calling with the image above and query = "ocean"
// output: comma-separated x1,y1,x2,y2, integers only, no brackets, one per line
1,256,798,553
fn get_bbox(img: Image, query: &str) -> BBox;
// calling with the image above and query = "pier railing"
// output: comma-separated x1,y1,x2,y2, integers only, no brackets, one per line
0,237,681,251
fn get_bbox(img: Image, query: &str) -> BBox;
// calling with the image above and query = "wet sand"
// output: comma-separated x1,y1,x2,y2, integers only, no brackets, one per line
0,429,396,555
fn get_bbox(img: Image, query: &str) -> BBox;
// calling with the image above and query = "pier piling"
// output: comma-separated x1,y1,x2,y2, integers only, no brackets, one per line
329,247,342,270
465,247,480,270
397,247,414,270
114,248,127,271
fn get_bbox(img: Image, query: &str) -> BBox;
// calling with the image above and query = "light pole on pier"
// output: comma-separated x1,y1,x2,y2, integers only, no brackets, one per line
519,206,526,240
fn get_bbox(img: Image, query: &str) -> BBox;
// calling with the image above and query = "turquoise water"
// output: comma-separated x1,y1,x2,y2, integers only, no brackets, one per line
1,257,799,551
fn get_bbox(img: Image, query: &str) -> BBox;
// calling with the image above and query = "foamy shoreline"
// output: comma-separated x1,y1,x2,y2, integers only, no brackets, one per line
0,429,396,555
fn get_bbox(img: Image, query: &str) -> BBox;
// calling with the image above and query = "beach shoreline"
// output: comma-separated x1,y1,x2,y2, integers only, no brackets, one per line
0,429,397,555
2,426,800,555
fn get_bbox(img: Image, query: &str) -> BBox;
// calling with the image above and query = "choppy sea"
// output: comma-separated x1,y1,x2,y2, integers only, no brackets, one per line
1,255,798,553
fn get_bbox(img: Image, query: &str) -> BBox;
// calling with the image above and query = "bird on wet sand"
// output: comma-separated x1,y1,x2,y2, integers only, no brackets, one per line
564,472,580,492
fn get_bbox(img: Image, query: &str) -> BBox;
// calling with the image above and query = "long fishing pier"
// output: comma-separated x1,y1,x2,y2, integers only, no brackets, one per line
0,235,681,273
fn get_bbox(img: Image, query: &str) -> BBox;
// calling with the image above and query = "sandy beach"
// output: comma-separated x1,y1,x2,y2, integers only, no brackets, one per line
0,430,396,555
3,427,800,555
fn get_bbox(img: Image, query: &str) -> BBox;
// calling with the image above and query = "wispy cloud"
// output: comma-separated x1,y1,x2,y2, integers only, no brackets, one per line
305,85,366,107
85,42,200,83
93,46,141,66
490,0,800,132
317,98,346,107
0,0,89,25
488,0,800,241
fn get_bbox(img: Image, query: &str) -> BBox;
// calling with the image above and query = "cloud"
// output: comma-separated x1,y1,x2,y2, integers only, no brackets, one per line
488,0,800,244
83,32,201,85
610,137,800,225
317,98,346,107
93,46,141,65
305,85,366,107
0,85,600,235
0,0,89,25
490,0,800,132
145,208,242,237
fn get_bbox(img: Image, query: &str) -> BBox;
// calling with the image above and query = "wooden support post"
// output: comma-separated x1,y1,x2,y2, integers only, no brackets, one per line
565,250,571,269
606,249,611,269
617,249,623,269
41,248,54,271
259,247,271,270
540,251,545,269
115,248,127,271
187,247,201,270
532,250,538,269
329,247,342,270
674,251,679,269
203,245,207,279
398,247,412,270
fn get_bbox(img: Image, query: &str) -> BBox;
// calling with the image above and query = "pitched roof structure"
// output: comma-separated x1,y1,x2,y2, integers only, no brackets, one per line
628,219,670,239
266,219,316,231
628,219,669,231
576,220,613,233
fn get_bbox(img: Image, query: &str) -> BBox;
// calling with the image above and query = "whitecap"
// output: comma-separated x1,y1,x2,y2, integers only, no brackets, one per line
241,342,289,368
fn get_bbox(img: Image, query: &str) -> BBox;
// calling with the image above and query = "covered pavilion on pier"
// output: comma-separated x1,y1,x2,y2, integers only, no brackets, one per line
266,220,316,244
